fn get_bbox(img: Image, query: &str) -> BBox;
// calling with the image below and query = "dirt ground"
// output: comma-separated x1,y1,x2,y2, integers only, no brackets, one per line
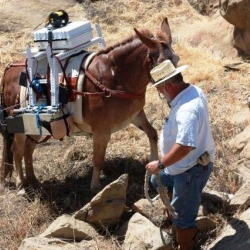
1,0,250,249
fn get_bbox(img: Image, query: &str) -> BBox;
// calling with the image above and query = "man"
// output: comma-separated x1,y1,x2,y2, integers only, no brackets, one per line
145,60,215,250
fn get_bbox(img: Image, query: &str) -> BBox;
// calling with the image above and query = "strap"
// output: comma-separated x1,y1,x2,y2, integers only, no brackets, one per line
26,135,51,144
72,89,145,99
82,70,145,99
54,51,92,100
35,105,46,135
54,56,71,97
61,109,70,136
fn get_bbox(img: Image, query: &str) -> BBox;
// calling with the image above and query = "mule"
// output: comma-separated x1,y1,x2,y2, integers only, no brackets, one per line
0,60,41,194
0,18,179,193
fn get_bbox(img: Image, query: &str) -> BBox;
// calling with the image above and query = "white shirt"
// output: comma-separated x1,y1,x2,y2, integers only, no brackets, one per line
160,85,215,175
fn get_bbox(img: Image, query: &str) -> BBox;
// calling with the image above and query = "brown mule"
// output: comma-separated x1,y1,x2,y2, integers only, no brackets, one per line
0,18,180,193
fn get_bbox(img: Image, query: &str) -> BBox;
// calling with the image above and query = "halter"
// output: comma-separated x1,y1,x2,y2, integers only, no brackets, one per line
145,50,157,84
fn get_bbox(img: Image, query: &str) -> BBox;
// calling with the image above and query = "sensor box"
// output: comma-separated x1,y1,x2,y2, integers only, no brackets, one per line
33,21,93,50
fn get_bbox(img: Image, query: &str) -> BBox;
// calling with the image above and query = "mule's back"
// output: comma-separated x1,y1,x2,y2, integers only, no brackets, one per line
1,60,25,112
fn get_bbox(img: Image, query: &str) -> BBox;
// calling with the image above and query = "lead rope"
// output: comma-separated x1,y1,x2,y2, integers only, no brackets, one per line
144,170,178,219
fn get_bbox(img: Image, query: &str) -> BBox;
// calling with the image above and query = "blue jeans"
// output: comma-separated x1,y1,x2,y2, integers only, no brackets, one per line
150,162,213,229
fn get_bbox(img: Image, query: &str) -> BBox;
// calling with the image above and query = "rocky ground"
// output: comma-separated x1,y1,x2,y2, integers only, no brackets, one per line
1,0,250,249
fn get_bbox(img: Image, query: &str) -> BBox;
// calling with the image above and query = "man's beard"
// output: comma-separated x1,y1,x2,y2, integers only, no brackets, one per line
158,92,171,108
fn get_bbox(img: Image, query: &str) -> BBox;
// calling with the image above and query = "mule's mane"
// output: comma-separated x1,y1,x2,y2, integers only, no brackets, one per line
96,29,170,65
96,29,155,58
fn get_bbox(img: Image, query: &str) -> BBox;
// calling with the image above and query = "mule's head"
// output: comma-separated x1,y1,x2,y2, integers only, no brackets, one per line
134,17,179,67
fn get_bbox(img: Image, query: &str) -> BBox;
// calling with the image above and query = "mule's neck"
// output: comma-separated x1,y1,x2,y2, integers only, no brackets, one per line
107,42,151,94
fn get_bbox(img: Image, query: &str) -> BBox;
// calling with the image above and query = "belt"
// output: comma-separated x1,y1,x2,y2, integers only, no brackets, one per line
193,162,211,171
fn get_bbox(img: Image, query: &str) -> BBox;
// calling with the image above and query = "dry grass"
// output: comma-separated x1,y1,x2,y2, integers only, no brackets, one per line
0,193,54,250
0,0,250,249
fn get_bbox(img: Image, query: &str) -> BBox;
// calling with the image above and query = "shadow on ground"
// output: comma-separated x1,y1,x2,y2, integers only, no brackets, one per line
23,157,154,216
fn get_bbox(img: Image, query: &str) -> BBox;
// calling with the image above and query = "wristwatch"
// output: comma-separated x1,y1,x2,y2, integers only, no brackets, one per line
158,160,165,169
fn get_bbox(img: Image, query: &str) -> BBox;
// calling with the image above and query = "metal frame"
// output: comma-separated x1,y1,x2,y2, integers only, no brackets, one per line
23,23,106,114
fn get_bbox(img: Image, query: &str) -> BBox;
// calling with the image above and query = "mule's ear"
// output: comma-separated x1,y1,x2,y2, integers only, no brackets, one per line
134,28,156,48
161,17,172,44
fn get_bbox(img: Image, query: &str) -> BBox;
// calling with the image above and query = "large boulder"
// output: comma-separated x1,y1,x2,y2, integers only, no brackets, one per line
40,215,99,241
123,212,173,250
220,0,250,55
73,174,128,227
187,0,219,15
208,207,250,249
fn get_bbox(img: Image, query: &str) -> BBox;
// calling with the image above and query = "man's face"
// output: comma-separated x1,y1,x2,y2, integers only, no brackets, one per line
156,83,165,94
156,82,171,101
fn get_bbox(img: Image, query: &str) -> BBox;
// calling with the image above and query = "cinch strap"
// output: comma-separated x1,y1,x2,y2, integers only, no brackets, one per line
36,104,45,135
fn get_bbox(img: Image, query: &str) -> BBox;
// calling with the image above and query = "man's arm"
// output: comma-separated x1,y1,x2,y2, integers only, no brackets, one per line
145,143,193,175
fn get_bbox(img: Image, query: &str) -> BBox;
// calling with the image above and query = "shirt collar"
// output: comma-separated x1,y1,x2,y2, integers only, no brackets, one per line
170,85,191,107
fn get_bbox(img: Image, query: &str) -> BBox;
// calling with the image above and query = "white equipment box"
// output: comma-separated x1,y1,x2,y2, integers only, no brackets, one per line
5,20,106,137
33,21,93,50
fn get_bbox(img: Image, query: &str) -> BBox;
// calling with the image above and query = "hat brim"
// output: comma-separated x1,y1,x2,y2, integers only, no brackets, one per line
148,65,188,90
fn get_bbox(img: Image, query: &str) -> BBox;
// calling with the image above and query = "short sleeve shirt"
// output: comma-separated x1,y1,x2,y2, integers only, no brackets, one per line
160,85,215,175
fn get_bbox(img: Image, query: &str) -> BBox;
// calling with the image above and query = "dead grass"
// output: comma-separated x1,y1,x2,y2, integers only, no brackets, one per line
0,192,53,250
0,0,249,249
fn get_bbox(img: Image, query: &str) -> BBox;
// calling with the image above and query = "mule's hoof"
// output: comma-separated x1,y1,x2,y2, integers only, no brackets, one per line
26,178,40,188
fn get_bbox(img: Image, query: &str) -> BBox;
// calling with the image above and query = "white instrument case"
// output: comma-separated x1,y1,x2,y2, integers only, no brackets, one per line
33,21,93,50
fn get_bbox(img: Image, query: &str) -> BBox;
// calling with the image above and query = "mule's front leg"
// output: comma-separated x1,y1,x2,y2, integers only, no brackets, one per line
24,136,39,187
11,133,26,191
91,132,111,192
132,109,158,161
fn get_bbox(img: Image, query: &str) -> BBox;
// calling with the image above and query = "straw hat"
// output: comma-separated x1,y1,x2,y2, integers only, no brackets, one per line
148,60,188,89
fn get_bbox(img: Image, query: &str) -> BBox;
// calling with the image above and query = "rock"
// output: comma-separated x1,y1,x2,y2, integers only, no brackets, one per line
229,181,250,209
229,126,250,159
73,174,128,227
116,200,169,239
198,204,210,216
230,107,250,126
220,0,250,56
123,212,173,250
132,198,165,220
19,237,69,250
187,0,219,15
196,216,217,231
40,214,99,241
208,207,250,249
234,161,250,184
202,189,230,206
18,237,102,250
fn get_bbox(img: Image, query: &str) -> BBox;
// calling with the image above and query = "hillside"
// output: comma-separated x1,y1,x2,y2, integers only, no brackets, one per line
1,0,250,249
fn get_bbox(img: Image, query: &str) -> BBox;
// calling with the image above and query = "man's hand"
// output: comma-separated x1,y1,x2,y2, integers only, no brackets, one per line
197,151,210,166
145,160,161,175
145,144,193,175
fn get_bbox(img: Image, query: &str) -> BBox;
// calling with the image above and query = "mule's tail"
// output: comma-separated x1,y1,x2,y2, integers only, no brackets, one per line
0,103,14,182
1,132,14,180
